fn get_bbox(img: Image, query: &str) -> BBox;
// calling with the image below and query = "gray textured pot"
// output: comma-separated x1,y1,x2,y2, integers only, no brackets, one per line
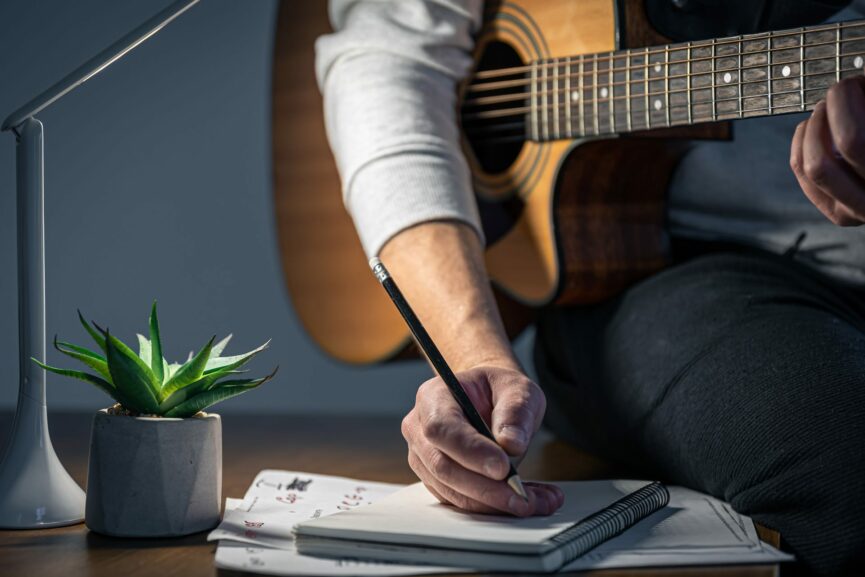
85,409,222,537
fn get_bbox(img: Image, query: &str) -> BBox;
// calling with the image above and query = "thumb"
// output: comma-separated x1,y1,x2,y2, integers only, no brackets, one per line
489,385,544,457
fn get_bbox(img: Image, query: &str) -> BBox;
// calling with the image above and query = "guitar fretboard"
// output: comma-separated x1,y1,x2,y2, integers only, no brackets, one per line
462,21,865,143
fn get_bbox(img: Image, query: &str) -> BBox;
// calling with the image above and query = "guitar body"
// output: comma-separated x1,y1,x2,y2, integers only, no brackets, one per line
272,0,729,364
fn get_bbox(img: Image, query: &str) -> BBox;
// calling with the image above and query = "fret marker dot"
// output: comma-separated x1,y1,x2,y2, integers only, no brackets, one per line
654,64,662,73
856,56,864,69
723,72,732,84
600,87,609,98
654,99,663,111
782,65,791,77
571,91,580,102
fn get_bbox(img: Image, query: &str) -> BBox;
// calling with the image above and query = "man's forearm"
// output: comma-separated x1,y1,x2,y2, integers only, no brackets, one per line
379,221,520,373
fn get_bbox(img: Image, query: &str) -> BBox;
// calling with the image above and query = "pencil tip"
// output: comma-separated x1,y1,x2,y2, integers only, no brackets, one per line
508,475,529,502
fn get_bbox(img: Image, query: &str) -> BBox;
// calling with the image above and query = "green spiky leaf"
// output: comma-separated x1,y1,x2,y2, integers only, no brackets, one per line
78,310,106,352
106,331,160,414
157,369,246,413
136,334,152,367
204,340,270,374
54,336,112,382
160,336,216,399
32,358,115,397
210,334,233,358
149,302,165,384
163,368,277,418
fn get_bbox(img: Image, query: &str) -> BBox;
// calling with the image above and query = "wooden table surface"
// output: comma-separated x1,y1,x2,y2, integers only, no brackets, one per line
0,411,779,577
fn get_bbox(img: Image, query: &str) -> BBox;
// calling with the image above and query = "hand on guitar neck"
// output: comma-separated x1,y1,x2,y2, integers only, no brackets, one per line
792,76,865,225
381,221,564,516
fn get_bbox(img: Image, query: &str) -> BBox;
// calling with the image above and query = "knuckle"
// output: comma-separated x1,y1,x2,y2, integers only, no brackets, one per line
427,449,452,480
790,149,804,176
421,414,447,441
400,413,412,440
803,156,832,187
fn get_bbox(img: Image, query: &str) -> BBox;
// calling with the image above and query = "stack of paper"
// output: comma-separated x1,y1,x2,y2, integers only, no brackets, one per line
209,471,459,576
208,470,791,576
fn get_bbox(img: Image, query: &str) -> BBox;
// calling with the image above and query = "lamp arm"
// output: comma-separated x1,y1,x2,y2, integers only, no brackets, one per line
1,0,200,132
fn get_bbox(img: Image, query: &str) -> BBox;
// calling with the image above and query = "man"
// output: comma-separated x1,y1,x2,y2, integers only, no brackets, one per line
315,1,865,574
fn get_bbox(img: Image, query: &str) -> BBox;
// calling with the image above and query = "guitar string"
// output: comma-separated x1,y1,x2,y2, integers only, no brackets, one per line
470,21,865,80
461,64,863,122
465,36,865,94
462,82,838,142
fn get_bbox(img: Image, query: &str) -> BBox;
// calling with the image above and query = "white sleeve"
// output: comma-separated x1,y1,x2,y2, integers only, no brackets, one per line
315,0,485,257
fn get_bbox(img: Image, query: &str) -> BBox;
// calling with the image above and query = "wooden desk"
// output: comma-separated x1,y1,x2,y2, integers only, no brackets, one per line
0,412,779,577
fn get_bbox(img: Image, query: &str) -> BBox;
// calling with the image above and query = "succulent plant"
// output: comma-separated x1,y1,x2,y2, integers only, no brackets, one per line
32,303,276,418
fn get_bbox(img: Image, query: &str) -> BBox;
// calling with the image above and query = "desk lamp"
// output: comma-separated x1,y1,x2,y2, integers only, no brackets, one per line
0,0,201,528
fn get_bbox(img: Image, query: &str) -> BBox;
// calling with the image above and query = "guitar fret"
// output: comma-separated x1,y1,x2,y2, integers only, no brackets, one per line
644,47,651,129
664,46,671,126
836,22,842,83
593,54,599,135
737,36,743,118
625,49,632,131
552,57,560,139
609,52,616,133
579,54,585,137
686,42,693,124
767,31,773,115
565,58,572,137
799,29,805,111
711,39,717,121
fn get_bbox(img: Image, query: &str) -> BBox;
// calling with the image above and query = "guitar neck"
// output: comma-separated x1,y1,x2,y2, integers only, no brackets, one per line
463,20,865,142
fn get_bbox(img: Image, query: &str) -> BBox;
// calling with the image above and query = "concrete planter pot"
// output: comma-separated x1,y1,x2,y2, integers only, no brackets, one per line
85,409,222,537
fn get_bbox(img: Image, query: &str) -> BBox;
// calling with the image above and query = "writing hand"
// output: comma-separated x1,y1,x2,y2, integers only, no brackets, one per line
791,76,865,225
401,365,565,517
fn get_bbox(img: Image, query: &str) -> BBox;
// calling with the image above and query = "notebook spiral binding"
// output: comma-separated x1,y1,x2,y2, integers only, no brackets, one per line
548,482,670,566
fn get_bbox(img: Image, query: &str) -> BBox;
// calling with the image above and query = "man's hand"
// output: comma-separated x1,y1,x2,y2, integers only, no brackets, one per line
791,76,865,225
401,365,565,517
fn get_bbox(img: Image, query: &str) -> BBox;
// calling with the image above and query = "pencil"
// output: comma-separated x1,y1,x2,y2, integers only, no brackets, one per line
369,257,529,502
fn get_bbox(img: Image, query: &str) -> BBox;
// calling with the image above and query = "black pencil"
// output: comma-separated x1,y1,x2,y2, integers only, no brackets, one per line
369,257,529,502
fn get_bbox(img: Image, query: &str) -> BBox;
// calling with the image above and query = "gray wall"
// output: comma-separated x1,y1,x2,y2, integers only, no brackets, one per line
0,0,534,415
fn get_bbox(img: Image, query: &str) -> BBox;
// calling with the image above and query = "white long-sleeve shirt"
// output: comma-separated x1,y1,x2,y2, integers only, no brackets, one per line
316,0,865,285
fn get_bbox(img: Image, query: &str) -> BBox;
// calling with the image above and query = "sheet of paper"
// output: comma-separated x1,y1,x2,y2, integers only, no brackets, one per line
564,486,793,570
208,470,405,548
214,497,462,576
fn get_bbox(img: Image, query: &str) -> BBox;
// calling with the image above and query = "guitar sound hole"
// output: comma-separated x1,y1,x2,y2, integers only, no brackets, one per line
462,41,525,174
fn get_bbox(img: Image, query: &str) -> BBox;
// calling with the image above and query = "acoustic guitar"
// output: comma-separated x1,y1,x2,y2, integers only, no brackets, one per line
272,0,865,364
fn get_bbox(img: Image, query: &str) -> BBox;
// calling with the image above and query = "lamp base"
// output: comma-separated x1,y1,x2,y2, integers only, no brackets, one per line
0,392,85,529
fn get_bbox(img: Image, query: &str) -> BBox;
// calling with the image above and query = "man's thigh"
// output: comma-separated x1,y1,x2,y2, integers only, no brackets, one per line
534,250,865,574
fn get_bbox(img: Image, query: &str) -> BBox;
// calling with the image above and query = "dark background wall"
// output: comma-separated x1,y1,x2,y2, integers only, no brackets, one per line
0,0,537,415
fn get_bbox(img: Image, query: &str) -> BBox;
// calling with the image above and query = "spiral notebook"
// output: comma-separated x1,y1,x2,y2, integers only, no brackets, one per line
293,480,669,573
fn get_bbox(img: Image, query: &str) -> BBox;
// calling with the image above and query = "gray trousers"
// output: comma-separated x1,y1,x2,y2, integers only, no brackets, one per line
534,249,865,576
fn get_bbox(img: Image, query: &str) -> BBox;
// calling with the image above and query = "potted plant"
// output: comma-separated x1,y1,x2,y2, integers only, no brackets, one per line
34,303,276,537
